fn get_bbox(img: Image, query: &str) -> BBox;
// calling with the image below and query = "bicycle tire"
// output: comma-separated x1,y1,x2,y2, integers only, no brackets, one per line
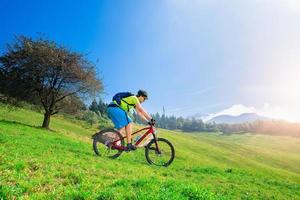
92,129,125,159
145,138,175,167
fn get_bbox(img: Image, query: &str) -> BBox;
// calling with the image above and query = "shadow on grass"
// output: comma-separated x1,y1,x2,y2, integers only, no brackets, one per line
0,119,51,131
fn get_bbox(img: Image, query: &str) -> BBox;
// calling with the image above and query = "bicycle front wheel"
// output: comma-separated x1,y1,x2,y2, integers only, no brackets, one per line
145,138,175,167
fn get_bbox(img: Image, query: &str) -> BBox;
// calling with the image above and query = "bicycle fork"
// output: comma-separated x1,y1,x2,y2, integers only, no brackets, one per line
152,133,162,154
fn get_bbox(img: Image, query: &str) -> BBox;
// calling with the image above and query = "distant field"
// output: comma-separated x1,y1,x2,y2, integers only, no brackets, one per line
0,104,299,199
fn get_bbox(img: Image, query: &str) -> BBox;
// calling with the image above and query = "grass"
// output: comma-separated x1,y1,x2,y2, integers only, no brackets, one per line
0,103,299,199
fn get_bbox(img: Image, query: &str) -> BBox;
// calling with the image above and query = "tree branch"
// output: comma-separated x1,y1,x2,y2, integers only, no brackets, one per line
51,111,59,115
55,86,87,103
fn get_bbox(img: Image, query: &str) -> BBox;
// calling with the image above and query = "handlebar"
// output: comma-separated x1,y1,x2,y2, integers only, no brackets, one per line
147,118,156,126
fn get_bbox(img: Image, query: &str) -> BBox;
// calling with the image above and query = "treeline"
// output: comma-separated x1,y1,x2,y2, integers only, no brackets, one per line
134,110,300,137
86,100,218,132
132,112,218,132
88,99,108,118
218,120,300,137
86,101,300,137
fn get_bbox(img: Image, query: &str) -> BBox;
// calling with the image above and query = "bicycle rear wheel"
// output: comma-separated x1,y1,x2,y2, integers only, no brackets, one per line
145,138,175,167
92,129,124,159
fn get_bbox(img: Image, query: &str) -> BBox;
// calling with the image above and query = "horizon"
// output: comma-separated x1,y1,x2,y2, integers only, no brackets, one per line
1,0,300,122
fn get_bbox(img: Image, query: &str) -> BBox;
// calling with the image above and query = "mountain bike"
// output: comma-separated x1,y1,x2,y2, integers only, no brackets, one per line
92,123,175,167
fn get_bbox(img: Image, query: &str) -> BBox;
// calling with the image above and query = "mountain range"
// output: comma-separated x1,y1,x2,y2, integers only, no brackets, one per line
207,113,269,124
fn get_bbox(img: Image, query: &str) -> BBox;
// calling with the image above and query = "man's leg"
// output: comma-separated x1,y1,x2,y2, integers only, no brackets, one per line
117,124,133,144
118,127,126,137
125,122,133,144
124,123,136,151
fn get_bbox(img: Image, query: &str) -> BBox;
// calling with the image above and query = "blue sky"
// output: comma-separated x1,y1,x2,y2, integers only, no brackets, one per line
1,0,300,121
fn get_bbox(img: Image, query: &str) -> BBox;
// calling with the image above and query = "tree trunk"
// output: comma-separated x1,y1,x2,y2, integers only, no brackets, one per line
42,111,51,129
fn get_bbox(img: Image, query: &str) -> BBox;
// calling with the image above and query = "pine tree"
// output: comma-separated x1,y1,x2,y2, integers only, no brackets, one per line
98,98,108,117
89,99,99,115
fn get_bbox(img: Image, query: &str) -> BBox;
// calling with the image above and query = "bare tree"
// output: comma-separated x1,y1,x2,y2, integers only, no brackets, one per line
0,36,102,128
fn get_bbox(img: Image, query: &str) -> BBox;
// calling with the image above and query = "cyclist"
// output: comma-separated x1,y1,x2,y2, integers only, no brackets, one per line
107,90,154,151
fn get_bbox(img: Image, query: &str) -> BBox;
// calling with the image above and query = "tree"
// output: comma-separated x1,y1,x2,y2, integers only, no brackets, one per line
0,36,102,128
168,116,177,130
182,118,192,132
57,95,86,115
98,98,108,117
176,117,184,130
153,112,161,127
160,114,167,129
83,110,98,126
89,99,99,115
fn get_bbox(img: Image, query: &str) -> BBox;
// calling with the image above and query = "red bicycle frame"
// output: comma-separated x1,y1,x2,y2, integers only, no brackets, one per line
111,125,158,151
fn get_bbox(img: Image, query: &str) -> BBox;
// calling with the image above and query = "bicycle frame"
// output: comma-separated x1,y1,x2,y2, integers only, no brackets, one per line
111,125,158,151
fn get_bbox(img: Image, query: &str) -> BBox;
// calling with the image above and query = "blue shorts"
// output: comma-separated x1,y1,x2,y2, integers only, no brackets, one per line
107,106,133,129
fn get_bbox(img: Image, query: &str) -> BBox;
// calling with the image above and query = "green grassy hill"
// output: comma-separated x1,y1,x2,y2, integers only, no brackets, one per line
0,104,299,199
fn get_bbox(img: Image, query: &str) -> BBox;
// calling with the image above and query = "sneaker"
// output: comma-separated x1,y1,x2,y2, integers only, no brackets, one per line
125,143,137,152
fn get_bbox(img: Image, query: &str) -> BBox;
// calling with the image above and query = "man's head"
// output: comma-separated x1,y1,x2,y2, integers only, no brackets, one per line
136,90,148,103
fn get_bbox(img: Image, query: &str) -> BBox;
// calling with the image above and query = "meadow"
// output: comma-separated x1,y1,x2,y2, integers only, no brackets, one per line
0,104,299,199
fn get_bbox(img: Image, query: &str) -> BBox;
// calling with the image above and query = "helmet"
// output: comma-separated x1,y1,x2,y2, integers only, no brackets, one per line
137,90,148,99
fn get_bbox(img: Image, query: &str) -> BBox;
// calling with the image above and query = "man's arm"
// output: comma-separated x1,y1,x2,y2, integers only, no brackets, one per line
135,103,152,122
135,109,149,122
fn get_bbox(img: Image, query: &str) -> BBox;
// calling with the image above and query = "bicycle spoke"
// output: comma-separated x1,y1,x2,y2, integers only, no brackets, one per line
145,138,175,166
93,129,124,159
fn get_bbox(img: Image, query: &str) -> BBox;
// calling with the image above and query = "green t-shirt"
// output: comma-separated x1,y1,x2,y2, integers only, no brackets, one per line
113,96,139,112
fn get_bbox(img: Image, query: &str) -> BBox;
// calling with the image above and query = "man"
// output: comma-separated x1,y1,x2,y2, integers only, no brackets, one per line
107,90,154,151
